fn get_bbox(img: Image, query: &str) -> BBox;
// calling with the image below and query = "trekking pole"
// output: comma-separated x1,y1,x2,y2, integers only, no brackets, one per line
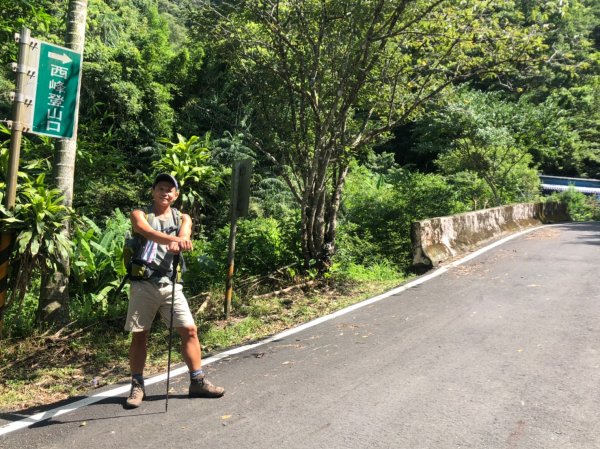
165,253,180,413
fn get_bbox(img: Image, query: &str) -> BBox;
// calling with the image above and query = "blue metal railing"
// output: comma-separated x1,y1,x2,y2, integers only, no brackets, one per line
540,175,600,196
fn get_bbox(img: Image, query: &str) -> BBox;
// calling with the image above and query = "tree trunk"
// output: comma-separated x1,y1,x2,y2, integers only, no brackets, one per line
300,153,349,272
301,188,326,269
322,163,350,266
38,266,70,323
38,0,87,325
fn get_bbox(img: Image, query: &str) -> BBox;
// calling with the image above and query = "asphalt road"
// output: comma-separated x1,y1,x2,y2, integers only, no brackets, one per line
2,222,599,449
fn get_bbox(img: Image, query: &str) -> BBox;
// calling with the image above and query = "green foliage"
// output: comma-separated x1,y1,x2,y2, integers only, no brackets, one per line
515,0,600,91
244,217,296,274
0,0,63,118
199,316,265,351
0,172,73,268
184,215,302,295
410,88,541,205
2,278,40,337
540,79,600,178
152,134,220,214
252,177,297,218
405,82,600,182
388,169,470,221
444,171,495,211
82,0,178,150
337,163,466,269
336,262,402,283
232,217,298,277
69,210,131,322
546,187,600,221
510,91,588,177
189,0,558,266
0,172,74,335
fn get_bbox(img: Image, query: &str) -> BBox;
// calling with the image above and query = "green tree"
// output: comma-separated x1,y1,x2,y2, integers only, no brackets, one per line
70,0,194,220
38,0,88,325
412,89,540,205
548,186,600,221
194,0,554,269
151,133,222,226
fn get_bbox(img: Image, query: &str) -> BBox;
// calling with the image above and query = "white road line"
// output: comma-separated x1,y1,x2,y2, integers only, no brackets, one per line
0,225,541,436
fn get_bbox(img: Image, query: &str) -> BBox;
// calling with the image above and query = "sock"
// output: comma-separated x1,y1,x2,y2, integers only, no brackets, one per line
190,369,205,380
132,374,144,385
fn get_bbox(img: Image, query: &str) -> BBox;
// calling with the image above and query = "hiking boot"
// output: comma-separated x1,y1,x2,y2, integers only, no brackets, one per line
125,379,145,408
189,375,225,398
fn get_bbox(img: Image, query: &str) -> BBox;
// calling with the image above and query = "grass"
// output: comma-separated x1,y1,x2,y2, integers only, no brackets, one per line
0,275,407,413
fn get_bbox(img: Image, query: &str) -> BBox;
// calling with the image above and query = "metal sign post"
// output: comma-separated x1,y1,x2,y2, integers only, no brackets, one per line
6,27,33,209
1,27,33,335
224,160,252,319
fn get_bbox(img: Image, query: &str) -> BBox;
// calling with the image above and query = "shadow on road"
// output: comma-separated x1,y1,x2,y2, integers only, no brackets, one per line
554,221,600,246
0,395,91,423
1,393,194,431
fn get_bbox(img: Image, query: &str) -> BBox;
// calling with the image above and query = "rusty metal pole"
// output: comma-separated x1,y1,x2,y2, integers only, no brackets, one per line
224,163,239,320
6,27,30,208
0,27,30,335
0,233,13,332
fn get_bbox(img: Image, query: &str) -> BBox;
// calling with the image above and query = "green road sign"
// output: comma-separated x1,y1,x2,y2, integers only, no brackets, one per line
28,40,82,139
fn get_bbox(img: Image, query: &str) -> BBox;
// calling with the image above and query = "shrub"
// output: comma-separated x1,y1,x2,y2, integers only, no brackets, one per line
184,215,303,295
69,209,131,322
0,173,74,336
547,186,600,221
336,261,402,282
337,164,467,270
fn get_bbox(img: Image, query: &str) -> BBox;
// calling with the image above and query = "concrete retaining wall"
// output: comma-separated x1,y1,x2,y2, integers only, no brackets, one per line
411,202,569,269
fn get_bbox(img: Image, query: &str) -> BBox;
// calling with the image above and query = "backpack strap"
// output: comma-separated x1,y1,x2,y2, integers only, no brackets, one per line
171,208,182,234
170,208,186,278
131,207,185,280
145,207,181,235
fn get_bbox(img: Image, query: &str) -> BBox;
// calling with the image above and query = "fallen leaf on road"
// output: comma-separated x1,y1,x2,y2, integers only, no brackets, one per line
221,415,232,420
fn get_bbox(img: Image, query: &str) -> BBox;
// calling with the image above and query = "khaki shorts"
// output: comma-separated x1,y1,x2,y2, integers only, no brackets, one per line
124,280,195,332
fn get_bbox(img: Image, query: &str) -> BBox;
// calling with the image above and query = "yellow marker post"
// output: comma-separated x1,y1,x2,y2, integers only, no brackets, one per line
0,233,12,327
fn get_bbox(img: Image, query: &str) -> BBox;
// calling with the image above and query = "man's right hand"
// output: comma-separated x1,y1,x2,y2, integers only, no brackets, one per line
177,237,193,252
167,238,193,253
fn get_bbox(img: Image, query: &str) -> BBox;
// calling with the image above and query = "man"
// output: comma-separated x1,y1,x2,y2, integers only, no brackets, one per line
124,173,224,408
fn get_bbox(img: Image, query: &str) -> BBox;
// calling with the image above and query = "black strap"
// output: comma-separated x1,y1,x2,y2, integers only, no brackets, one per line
114,274,130,297
129,207,184,280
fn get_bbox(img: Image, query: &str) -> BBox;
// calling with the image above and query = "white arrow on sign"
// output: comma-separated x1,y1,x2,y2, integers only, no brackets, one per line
48,51,72,65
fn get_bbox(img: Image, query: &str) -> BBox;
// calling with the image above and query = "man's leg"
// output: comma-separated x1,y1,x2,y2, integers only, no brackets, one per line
124,280,161,409
176,324,201,371
125,330,149,408
130,330,149,374
177,324,225,398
